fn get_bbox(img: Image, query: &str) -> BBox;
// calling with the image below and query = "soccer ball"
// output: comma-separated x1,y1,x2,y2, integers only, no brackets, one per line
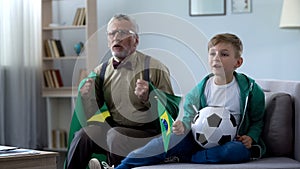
191,106,237,149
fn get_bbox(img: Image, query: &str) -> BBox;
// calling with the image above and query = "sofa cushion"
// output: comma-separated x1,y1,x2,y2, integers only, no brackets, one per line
262,92,294,157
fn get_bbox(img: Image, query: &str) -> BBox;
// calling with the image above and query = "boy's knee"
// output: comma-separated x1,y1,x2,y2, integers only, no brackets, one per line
220,141,250,162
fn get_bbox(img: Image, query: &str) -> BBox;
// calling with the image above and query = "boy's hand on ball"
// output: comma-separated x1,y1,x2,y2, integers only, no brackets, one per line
236,135,253,149
172,120,185,135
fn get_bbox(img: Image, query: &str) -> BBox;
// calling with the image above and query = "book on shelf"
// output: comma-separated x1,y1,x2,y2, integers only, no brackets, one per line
44,40,54,57
79,8,86,25
55,39,65,57
51,129,67,149
51,39,60,57
43,39,65,58
43,70,54,88
43,69,64,88
72,8,80,25
44,40,52,57
72,7,86,26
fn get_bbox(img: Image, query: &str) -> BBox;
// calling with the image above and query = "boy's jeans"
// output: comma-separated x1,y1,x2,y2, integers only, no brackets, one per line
116,131,251,169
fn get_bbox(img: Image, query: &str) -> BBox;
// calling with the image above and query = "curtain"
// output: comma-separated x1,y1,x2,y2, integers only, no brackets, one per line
0,0,47,149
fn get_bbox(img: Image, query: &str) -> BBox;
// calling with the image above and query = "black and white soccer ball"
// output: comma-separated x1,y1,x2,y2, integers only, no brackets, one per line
191,106,237,149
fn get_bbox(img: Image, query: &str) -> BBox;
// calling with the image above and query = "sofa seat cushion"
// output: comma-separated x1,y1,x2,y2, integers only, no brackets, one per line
134,157,300,169
262,92,294,157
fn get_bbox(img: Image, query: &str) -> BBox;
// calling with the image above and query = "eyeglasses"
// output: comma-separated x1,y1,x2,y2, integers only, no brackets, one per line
107,29,136,38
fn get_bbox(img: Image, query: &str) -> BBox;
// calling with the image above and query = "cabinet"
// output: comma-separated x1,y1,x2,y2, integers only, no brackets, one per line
41,0,97,151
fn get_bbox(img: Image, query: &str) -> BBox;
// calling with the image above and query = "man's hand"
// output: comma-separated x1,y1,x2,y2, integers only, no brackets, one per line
236,135,253,149
172,120,185,135
134,79,149,101
80,78,94,98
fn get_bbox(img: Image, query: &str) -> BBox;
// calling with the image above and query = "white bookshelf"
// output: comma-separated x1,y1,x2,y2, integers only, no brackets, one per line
41,0,97,151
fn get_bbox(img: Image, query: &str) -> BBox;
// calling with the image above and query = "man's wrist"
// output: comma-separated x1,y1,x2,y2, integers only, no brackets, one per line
141,100,151,108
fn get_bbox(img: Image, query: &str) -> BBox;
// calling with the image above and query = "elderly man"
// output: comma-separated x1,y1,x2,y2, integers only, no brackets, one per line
66,14,177,169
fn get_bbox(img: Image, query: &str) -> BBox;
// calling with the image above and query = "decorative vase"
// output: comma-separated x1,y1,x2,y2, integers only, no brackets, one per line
74,42,84,56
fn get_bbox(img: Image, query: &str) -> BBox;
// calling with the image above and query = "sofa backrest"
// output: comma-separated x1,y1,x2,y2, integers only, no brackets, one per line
256,79,300,162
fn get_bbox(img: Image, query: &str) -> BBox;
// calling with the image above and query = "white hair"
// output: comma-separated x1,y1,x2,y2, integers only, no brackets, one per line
107,14,139,33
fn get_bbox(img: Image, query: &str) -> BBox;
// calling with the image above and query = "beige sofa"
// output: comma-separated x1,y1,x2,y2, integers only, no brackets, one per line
134,79,300,169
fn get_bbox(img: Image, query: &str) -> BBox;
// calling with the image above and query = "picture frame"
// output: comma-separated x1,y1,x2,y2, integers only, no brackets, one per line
231,0,252,13
189,0,226,16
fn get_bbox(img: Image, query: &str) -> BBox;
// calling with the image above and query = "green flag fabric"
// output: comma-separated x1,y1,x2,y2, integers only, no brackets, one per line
149,83,182,152
65,71,109,168
67,71,110,151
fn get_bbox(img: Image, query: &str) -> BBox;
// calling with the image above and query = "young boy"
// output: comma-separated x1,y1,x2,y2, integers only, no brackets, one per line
113,33,266,169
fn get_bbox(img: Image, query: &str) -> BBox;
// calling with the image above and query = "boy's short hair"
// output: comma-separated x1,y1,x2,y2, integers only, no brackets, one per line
208,33,243,58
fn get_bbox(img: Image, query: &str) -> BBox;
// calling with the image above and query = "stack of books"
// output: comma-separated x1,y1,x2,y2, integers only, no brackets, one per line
73,7,86,26
44,39,65,58
51,129,67,149
43,69,63,88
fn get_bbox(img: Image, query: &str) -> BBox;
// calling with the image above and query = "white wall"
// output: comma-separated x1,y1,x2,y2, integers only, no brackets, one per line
97,0,300,82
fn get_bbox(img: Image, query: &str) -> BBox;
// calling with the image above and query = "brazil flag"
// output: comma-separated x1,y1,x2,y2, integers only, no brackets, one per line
65,71,109,168
149,83,181,152
67,71,110,147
